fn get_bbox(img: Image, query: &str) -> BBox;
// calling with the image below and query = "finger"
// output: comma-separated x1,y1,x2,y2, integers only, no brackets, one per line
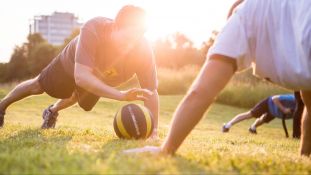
128,88,153,96
136,96,148,101
128,88,141,94
142,89,153,95
136,89,153,96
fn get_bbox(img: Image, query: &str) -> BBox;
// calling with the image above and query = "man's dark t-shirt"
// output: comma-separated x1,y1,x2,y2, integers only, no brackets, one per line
58,17,157,90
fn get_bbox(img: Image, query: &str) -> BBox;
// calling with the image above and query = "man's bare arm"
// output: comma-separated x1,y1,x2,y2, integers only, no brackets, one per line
74,63,151,101
144,89,159,136
161,56,236,154
272,95,291,114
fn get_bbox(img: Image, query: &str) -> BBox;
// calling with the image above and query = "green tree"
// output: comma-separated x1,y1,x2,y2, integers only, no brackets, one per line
0,30,82,83
28,42,57,75
26,33,46,54
24,33,57,76
5,45,29,81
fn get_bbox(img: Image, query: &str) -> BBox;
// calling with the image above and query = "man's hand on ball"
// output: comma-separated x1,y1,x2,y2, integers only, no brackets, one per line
121,88,153,101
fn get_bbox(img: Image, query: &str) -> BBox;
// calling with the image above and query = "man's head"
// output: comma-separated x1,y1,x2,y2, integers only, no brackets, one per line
112,5,147,52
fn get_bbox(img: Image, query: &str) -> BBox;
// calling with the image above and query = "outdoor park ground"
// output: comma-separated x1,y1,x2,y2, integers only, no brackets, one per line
0,94,310,174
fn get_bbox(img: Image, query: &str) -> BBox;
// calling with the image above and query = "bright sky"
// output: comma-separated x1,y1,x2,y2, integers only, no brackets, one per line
0,0,235,63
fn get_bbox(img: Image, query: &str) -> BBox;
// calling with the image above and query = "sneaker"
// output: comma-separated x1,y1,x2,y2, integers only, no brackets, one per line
248,127,257,134
222,124,230,133
41,105,59,129
0,111,5,127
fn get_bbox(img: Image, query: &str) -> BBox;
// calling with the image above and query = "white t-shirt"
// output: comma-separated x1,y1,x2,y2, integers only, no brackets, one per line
208,0,311,90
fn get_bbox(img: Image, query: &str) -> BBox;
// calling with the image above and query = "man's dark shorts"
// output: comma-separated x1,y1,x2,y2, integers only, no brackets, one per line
250,97,275,123
38,57,99,111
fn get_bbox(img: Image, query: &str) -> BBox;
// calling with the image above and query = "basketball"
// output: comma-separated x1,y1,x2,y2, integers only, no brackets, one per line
113,103,153,139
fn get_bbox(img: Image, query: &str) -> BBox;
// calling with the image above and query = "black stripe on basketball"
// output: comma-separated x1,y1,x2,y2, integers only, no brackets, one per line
121,104,147,139
113,111,124,139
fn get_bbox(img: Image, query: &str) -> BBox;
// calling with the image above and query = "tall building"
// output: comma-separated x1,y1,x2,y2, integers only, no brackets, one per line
31,12,82,45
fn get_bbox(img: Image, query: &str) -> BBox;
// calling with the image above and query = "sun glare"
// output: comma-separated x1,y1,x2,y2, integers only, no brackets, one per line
141,0,235,46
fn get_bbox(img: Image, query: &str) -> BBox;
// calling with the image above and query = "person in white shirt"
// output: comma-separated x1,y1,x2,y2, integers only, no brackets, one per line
125,0,311,156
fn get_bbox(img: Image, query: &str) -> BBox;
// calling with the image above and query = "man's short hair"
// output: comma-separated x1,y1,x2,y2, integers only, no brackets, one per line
115,5,146,30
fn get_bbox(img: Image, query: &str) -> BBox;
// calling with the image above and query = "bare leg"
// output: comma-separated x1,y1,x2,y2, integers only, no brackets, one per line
300,91,311,156
49,92,78,113
250,115,267,129
225,111,253,128
0,76,44,113
41,92,78,129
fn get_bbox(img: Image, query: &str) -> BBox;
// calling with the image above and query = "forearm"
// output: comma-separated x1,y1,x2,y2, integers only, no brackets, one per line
161,58,235,154
161,90,213,154
144,90,159,131
75,65,123,101
272,97,287,113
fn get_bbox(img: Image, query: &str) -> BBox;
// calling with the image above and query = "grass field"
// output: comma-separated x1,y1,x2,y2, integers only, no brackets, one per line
0,94,310,174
